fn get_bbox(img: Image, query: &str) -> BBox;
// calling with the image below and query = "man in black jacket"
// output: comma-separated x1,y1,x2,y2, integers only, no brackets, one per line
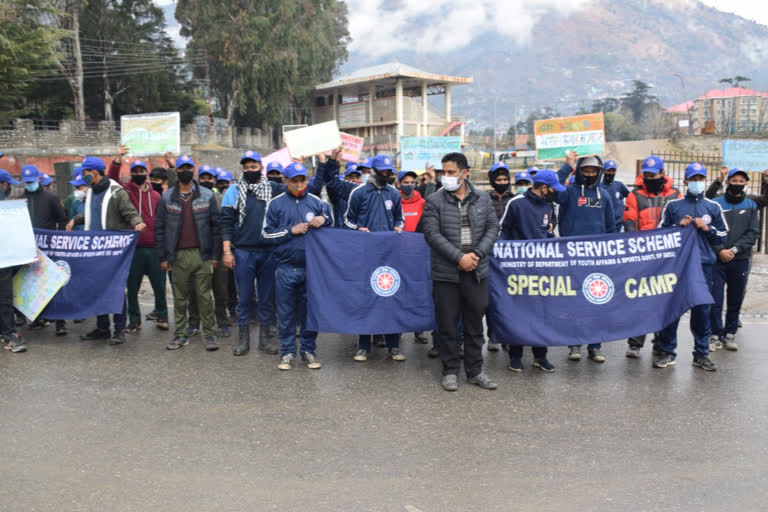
421,152,499,392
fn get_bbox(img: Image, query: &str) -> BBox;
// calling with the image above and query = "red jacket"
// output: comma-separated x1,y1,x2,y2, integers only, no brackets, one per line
623,175,681,231
108,161,161,247
401,190,425,232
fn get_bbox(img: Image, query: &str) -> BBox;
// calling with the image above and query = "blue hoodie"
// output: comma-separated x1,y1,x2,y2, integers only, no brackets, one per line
556,156,617,237
344,181,404,232
660,191,728,265
499,189,554,240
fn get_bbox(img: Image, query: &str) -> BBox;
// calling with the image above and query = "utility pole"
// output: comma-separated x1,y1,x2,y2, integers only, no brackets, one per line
204,49,212,126
493,95,498,159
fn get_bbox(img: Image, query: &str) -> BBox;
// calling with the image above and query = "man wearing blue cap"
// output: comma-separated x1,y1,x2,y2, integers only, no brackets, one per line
155,155,221,351
318,148,357,228
265,162,283,184
216,169,233,194
498,169,564,372
107,149,169,333
344,153,406,361
709,168,759,352
214,168,238,319
221,150,284,356
262,162,333,370
656,163,728,371
555,155,617,363
67,172,88,231
602,160,629,232
69,156,145,344
0,169,20,200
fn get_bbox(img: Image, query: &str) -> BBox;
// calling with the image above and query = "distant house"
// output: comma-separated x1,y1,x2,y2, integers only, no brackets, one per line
666,87,768,135
312,62,472,153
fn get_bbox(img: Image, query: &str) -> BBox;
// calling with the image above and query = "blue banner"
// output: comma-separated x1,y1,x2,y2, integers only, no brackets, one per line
488,227,713,346
306,229,435,334
34,229,139,320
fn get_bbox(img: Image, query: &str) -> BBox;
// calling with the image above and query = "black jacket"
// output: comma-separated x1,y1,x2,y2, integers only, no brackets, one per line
20,188,68,230
155,183,222,263
420,181,498,282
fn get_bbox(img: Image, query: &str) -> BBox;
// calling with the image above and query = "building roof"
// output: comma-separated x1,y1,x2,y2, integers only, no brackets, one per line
666,101,695,113
666,87,768,113
315,62,473,96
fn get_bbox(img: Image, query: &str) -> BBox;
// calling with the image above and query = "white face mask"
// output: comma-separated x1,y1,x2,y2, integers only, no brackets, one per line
360,174,370,185
442,176,461,192
74,189,86,200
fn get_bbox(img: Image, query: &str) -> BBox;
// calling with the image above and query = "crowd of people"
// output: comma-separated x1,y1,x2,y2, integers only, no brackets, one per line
0,146,766,391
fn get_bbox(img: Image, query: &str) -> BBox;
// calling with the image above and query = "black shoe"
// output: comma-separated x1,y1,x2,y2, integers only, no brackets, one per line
55,323,68,336
109,332,126,345
374,334,386,347
427,347,439,358
413,332,428,344
234,325,250,356
28,319,50,330
80,328,110,341
124,322,141,333
693,355,717,371
145,310,159,321
258,326,278,355
653,353,676,368
533,358,556,372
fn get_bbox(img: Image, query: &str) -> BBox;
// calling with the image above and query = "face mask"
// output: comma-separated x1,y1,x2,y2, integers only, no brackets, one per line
442,176,461,192
583,174,599,186
360,174,370,185
287,183,307,198
400,185,414,196
688,181,706,196
217,184,229,193
177,170,194,184
268,176,282,184
387,176,396,186
603,174,615,185
373,172,390,187
243,171,261,184
199,181,214,190
151,182,164,193
74,189,86,200
491,182,509,195
131,174,147,186
516,186,530,195
545,189,558,203
726,184,745,199
25,182,39,192
83,173,93,184
643,177,665,195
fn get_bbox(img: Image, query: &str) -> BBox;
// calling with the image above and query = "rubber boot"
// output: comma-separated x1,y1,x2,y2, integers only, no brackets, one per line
233,325,250,356
259,325,279,355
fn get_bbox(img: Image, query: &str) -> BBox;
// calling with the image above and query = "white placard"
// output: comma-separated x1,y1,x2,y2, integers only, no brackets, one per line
284,120,342,159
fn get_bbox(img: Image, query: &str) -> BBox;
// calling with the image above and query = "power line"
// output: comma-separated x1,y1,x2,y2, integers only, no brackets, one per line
24,57,206,76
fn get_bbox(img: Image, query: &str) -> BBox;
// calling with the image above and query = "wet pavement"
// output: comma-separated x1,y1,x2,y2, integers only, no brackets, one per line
1,316,767,512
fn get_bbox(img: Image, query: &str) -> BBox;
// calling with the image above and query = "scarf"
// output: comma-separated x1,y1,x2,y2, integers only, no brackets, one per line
236,179,271,226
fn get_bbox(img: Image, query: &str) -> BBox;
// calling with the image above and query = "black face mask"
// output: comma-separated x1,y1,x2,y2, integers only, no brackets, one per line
491,182,510,195
373,172,390,187
583,174,599,186
544,188,558,203
217,183,229,193
603,174,615,185
726,184,746,202
643,177,665,195
199,181,214,190
151,182,164,193
177,170,194,184
268,176,282,184
400,184,414,196
243,171,261,184
131,174,147,186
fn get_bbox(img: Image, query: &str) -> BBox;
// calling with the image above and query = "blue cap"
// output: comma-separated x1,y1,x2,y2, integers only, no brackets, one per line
532,169,566,192
488,162,509,176
728,167,749,181
603,160,618,171
39,173,53,186
240,150,262,164
0,169,19,185
345,162,358,173
69,173,87,187
21,165,40,182
397,170,417,182
82,156,105,172
641,156,664,174
198,165,215,177
684,162,707,180
266,162,283,173
526,166,541,175
357,157,373,170
514,171,532,184
175,155,195,168
216,168,233,182
130,160,148,172
283,162,307,179
371,154,394,172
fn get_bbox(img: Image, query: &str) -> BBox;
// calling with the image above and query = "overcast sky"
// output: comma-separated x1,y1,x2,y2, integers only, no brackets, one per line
155,0,768,56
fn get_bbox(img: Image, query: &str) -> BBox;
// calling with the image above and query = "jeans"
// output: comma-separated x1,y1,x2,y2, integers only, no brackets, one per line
234,249,275,327
509,346,548,359
711,258,749,337
126,247,168,325
433,273,488,378
275,266,316,357
658,264,713,358
97,299,126,334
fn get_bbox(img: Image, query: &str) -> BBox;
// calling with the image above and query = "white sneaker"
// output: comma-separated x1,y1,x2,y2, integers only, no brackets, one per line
353,349,368,362
278,354,294,371
709,335,723,352
724,334,738,351
302,352,322,369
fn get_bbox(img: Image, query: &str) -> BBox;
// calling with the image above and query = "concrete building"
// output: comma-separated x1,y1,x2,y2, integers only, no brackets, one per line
312,62,473,153
666,87,768,135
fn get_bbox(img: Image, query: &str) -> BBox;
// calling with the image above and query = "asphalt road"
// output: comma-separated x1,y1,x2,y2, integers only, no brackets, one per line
1,319,767,512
